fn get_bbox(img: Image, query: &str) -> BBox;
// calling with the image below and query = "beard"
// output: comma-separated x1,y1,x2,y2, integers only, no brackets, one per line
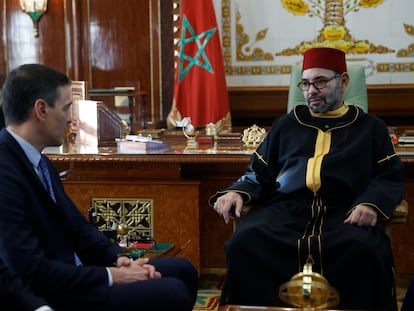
306,95,339,114
306,85,342,114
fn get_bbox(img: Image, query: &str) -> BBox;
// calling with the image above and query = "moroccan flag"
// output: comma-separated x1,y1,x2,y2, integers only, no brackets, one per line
167,0,231,132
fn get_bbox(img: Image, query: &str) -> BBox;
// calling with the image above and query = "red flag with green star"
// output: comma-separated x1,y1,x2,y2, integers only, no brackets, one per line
167,0,231,132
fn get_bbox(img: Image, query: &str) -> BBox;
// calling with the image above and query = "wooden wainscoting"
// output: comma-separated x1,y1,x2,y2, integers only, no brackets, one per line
229,84,414,128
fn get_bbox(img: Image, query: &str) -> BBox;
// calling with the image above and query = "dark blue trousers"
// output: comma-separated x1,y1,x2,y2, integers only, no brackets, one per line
54,257,198,311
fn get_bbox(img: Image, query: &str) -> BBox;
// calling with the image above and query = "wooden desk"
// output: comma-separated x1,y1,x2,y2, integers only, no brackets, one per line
45,144,414,276
46,143,251,272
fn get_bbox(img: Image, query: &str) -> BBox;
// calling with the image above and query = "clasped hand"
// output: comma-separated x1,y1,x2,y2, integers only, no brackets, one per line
109,257,162,285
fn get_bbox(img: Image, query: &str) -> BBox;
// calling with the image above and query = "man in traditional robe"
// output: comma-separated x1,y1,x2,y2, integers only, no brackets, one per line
210,47,404,310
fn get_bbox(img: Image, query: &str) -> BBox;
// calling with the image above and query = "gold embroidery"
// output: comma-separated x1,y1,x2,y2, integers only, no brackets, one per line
253,150,268,166
378,153,398,164
306,130,331,193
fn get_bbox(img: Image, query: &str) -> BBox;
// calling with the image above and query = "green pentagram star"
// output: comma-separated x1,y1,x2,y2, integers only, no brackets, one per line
178,16,217,82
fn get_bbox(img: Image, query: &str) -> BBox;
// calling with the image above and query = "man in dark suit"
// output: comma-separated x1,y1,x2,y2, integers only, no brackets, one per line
0,105,4,128
0,64,198,311
0,256,53,310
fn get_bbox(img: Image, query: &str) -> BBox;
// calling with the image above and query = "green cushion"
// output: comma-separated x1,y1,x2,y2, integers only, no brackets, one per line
287,64,368,113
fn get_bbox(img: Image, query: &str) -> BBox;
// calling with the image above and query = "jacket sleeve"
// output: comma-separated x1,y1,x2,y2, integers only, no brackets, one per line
351,120,405,219
209,120,281,206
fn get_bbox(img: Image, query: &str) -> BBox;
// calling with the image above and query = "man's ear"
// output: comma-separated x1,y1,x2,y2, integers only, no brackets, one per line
340,72,350,92
33,99,48,121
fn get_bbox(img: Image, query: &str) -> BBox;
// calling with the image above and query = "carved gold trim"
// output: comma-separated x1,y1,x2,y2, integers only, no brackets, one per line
396,23,414,58
92,198,153,237
376,62,414,72
242,124,267,149
234,9,274,62
222,0,283,76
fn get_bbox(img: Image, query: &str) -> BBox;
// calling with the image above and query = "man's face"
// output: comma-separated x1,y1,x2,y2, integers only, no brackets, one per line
43,85,72,146
301,68,346,114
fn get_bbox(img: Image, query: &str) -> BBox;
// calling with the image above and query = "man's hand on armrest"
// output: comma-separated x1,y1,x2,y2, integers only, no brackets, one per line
213,192,244,224
344,204,378,227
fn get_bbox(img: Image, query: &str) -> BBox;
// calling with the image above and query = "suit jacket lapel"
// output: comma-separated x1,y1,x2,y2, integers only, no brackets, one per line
0,129,55,203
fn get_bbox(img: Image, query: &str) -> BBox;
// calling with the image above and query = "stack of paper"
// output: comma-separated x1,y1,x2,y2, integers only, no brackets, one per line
116,135,169,153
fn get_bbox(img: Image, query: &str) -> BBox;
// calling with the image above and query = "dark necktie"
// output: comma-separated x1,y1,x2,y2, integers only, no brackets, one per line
39,155,56,202
39,155,82,266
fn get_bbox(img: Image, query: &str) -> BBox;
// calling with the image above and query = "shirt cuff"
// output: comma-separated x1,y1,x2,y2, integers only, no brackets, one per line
34,306,54,311
106,267,113,286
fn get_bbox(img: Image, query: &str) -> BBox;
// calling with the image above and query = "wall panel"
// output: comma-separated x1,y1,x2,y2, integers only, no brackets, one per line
229,85,414,128
0,0,68,78
0,0,165,126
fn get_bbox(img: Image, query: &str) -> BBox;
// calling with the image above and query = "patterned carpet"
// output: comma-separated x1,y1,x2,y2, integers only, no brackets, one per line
193,269,224,311
193,269,410,311
397,274,411,311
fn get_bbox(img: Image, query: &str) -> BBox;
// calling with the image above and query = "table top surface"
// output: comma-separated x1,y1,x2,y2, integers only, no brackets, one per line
43,141,254,157
41,125,414,157
220,306,365,311
42,142,414,157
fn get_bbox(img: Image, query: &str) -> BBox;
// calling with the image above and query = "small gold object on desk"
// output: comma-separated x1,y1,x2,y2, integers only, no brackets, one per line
242,124,267,149
181,118,198,147
117,223,130,239
279,256,339,310
205,122,217,137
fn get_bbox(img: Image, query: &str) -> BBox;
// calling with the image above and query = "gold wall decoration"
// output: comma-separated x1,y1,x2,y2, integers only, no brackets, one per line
396,23,414,57
92,198,153,237
217,0,414,84
222,0,289,76
276,0,394,55
376,62,414,73
235,15,274,61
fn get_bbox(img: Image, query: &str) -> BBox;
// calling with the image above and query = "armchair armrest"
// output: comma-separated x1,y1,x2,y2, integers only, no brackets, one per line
391,199,409,224
378,199,408,238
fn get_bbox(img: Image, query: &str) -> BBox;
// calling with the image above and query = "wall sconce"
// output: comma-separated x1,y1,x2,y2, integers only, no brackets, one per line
19,0,48,37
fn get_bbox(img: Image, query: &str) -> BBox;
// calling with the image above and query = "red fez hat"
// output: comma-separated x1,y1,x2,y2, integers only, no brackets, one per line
302,47,347,73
